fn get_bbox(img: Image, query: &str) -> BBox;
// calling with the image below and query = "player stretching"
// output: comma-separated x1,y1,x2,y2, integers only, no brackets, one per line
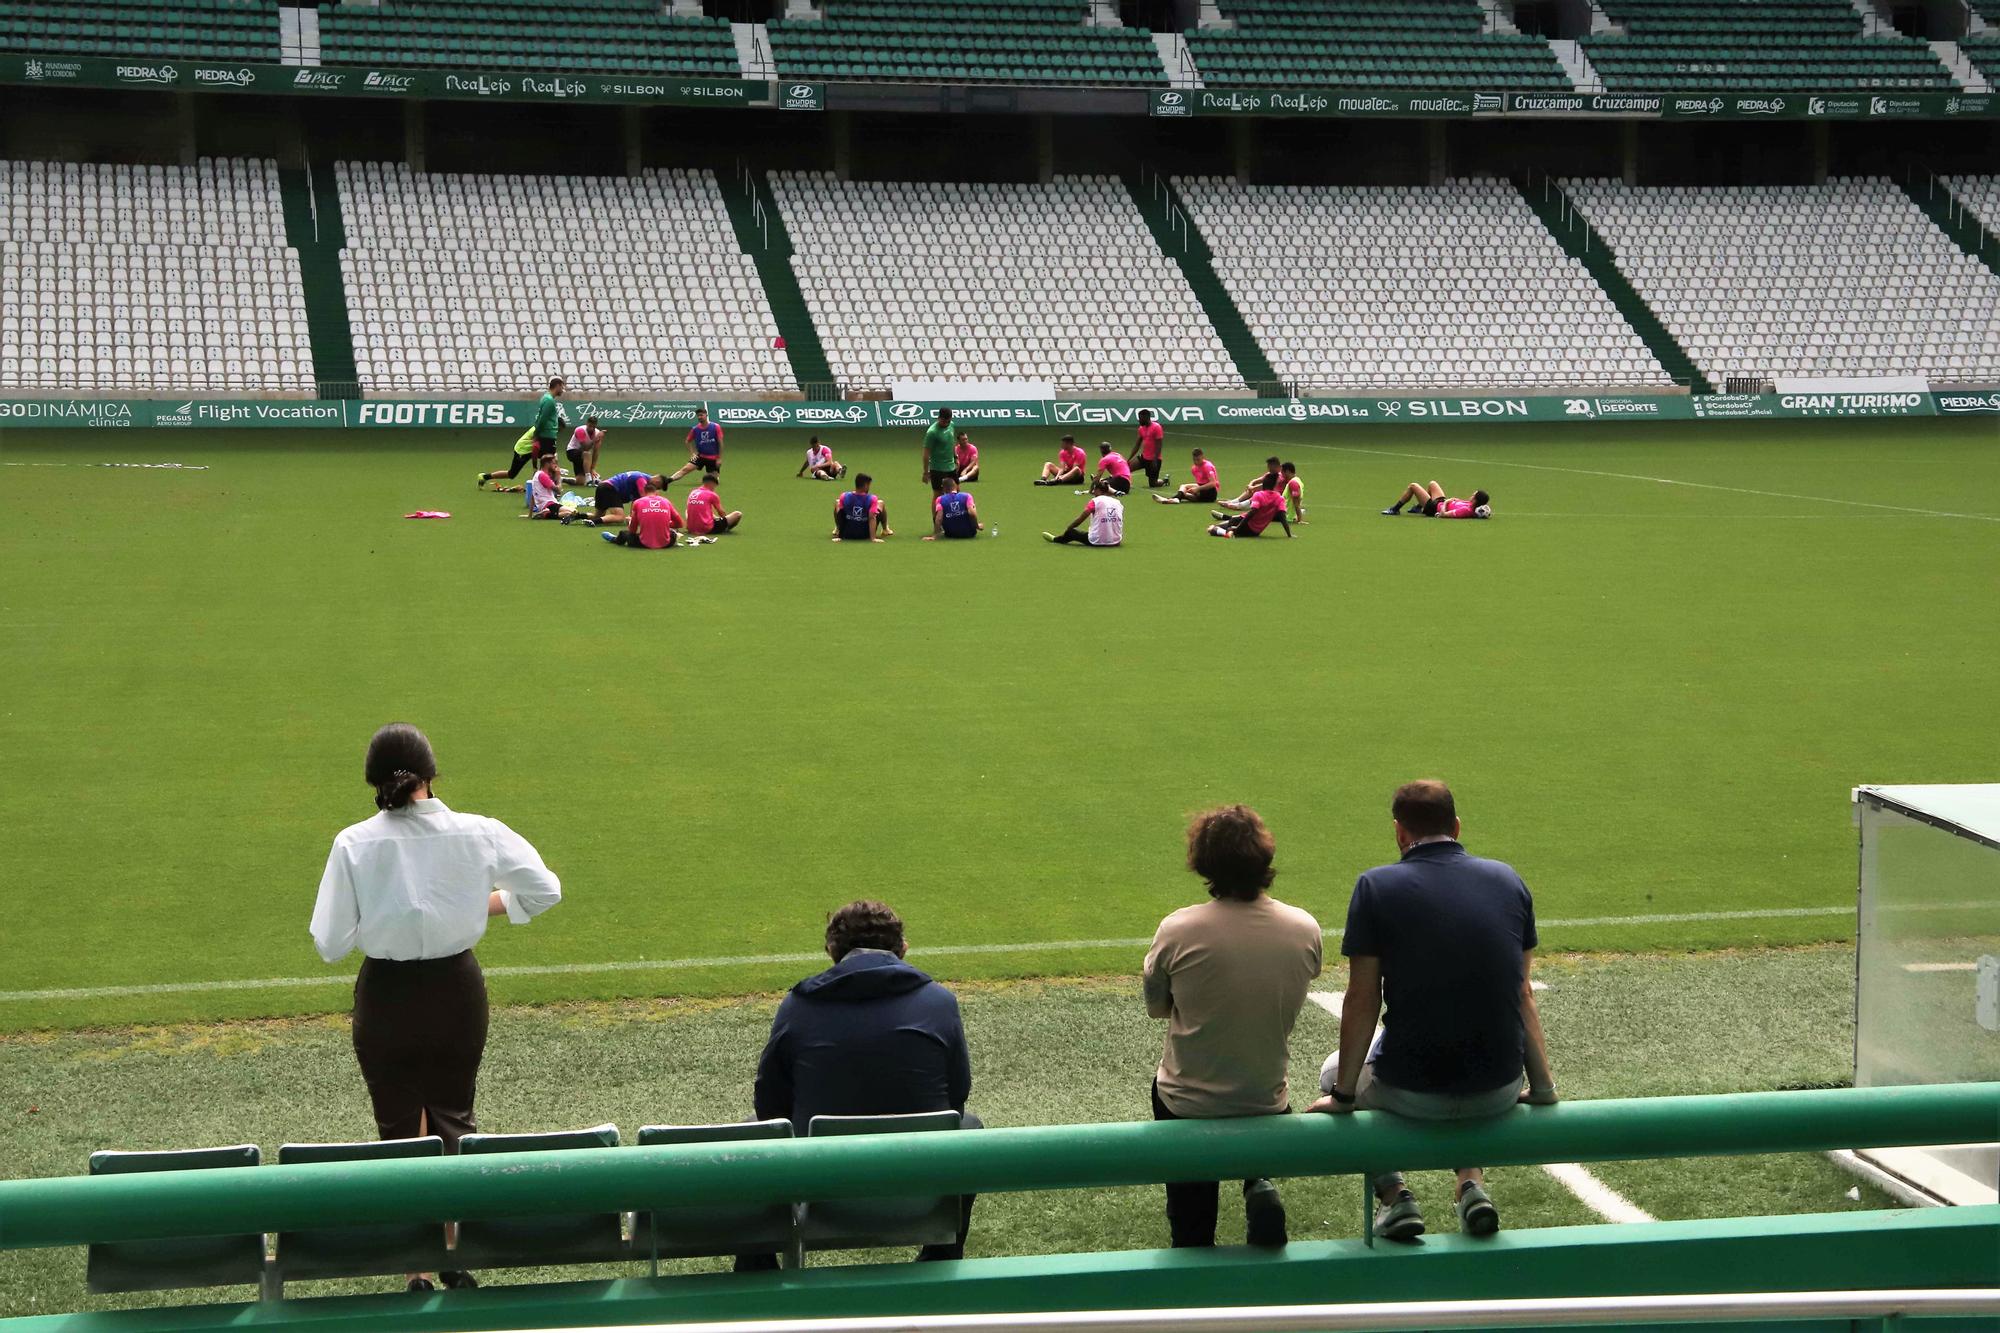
566,416,605,485
1037,435,1089,486
1209,484,1292,539
922,408,958,494
833,473,890,542
1094,442,1134,495
583,469,667,525
480,376,567,488
1131,408,1167,488
669,407,724,482
1155,448,1220,504
955,431,980,483
1045,479,1124,547
797,436,845,480
685,473,743,537
602,490,682,549
925,474,983,541
1382,481,1491,518
1217,456,1282,511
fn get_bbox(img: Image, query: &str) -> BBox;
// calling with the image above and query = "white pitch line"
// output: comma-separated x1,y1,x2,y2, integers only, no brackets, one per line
1902,962,1978,973
1543,1162,1657,1224
1181,429,2000,523
0,906,1850,1005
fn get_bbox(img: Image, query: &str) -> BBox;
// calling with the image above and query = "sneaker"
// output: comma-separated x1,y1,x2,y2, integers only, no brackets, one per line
600,531,618,544
439,1271,479,1290
1154,494,1176,504
1243,1178,1287,1248
579,517,597,527
1210,510,1228,520
407,1277,437,1293
475,474,488,489
1380,508,1398,516
1456,1181,1499,1237
1042,531,1057,542
1158,474,1173,486
560,512,574,525
1374,1190,1425,1243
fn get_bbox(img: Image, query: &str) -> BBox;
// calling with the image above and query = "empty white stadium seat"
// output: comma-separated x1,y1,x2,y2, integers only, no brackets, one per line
1173,176,1673,392
1563,177,2000,386
0,158,313,395
335,164,791,397
769,172,1240,395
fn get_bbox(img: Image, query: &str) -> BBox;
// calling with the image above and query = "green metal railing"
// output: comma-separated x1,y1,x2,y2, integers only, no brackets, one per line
1,1085,1994,1251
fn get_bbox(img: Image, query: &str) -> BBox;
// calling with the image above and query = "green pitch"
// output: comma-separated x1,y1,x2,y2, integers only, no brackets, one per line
0,416,1994,1030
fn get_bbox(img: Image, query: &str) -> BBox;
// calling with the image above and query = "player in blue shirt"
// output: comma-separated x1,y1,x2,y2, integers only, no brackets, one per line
669,407,725,482
925,474,983,541
833,473,890,543
585,470,668,525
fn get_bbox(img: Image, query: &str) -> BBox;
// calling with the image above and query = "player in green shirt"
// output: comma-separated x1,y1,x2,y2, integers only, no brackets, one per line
922,407,958,494
477,376,568,488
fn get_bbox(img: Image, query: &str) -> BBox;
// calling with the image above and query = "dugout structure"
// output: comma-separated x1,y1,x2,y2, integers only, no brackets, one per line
1849,784,2000,1206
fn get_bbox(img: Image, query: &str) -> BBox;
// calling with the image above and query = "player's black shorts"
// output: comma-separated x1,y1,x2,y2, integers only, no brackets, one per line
595,484,623,515
695,454,721,473
533,435,558,459
566,446,587,469
928,468,956,493
1420,497,1443,517
1188,485,1218,502
1104,475,1131,495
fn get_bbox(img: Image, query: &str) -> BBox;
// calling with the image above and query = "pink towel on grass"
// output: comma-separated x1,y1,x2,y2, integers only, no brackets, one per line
403,511,452,519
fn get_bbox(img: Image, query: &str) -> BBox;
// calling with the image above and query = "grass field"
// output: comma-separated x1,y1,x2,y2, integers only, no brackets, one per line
0,946,1896,1318
0,415,1996,1031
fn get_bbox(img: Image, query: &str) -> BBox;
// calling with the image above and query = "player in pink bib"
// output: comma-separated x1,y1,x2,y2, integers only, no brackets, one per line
1156,449,1222,505
955,431,980,483
566,416,605,486
1382,480,1491,519
1209,488,1294,539
1095,443,1134,495
685,474,743,537
1037,436,1090,486
603,492,682,549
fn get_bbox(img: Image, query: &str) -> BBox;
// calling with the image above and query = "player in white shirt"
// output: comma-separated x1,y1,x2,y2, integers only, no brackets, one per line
796,435,846,480
1044,478,1124,547
565,417,606,486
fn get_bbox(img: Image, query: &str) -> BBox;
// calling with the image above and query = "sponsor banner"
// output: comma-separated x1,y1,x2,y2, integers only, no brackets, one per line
1141,82,2000,120
0,391,1968,430
778,81,824,111
0,55,762,106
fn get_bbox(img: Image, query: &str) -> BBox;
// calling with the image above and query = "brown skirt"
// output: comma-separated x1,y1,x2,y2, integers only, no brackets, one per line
352,950,489,1150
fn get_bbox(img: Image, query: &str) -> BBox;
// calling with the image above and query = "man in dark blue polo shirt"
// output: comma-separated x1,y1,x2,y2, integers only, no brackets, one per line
1310,780,1557,1242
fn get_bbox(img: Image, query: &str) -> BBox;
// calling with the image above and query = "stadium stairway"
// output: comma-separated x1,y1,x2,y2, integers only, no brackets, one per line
1899,177,2000,281
1123,172,1281,395
718,168,836,399
1515,177,1711,393
277,163,358,395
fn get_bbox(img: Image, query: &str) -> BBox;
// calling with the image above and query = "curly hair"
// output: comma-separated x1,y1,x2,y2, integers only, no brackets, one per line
1185,805,1276,902
825,900,905,961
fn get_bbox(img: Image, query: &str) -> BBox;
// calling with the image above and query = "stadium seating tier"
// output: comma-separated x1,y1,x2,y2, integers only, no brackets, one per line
768,0,1164,85
1581,0,1956,90
1173,178,1674,391
317,1,740,76
0,0,276,61
0,158,313,394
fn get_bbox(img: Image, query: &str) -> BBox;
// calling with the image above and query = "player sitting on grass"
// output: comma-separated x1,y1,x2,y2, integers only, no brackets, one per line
582,469,666,526
669,407,725,482
797,436,845,480
685,473,742,537
1281,462,1307,524
1382,481,1491,519
602,489,682,549
566,417,605,486
833,474,890,543
1094,443,1134,495
1036,435,1089,486
518,460,581,522
926,474,983,541
1209,484,1292,539
955,431,980,483
1217,457,1282,511
1155,449,1220,505
1045,479,1124,547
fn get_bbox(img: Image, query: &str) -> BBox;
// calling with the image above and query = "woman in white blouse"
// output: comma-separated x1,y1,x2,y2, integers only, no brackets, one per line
310,723,561,1170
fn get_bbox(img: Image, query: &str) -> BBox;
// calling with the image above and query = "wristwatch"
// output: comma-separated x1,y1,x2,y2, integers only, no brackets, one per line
1330,1088,1356,1105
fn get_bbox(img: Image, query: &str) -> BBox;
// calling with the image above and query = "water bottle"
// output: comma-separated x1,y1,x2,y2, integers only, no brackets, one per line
989,526,999,539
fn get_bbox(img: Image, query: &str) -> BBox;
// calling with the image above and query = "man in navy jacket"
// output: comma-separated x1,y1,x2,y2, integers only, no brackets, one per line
750,900,975,1262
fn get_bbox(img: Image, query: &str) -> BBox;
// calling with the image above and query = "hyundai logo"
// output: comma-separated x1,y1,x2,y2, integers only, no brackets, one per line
889,402,924,418
1159,91,1183,105
789,84,815,97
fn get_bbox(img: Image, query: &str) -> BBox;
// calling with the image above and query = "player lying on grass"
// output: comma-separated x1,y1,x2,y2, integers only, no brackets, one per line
1382,481,1491,519
833,473,890,543
925,474,983,541
1154,449,1220,505
1036,435,1089,486
1216,457,1282,510
602,489,682,549
797,436,846,480
956,431,980,483
566,417,605,486
1209,483,1293,538
685,473,742,537
669,407,724,482
1095,443,1134,495
1045,478,1124,547
580,469,668,525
